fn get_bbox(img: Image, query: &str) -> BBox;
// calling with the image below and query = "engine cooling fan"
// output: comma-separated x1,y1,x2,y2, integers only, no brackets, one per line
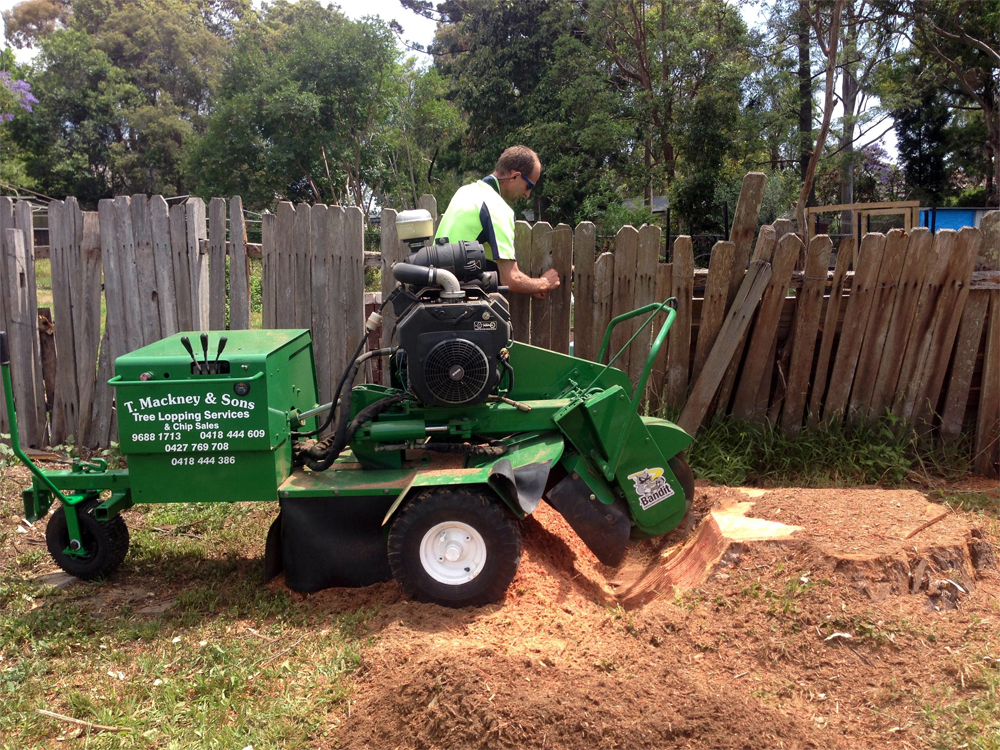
422,339,491,405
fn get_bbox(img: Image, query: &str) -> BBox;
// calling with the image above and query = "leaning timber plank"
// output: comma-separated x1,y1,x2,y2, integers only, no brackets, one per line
808,237,856,424
510,221,532,344
342,207,365,382
573,222,597,361
678,260,772,435
379,207,407,382
714,225,777,417
76,210,102,446
48,200,78,445
208,197,228,330
530,223,554,351
310,204,333,403
99,200,127,362
780,235,833,435
275,202,296,329
666,236,694,407
726,172,768,306
0,199,11,435
692,241,735,384
3,228,41,446
91,329,114,448
939,294,988,441
328,206,349,392
130,195,161,343
731,233,801,422
628,224,660,384
903,227,982,426
974,211,1000,477
649,262,673,408
261,213,277,329
823,233,887,422
185,198,209,330
113,196,145,353
594,252,615,362
549,224,573,355
292,203,312,330
608,225,638,371
869,229,933,415
849,228,909,420
893,231,949,414
229,196,250,330
150,197,179,336
14,201,46,438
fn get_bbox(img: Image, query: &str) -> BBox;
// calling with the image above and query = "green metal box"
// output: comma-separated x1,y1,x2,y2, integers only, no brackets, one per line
110,330,318,505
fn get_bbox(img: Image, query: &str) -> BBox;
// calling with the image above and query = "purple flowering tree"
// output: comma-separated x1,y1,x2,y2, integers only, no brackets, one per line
0,70,38,122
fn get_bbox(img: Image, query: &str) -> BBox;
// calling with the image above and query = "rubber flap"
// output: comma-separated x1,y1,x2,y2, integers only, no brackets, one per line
278,496,394,592
545,471,631,567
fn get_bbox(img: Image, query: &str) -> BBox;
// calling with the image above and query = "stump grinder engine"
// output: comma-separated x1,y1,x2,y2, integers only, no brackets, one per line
3,208,696,609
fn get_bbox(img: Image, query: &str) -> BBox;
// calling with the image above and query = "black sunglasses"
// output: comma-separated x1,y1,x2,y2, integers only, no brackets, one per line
521,173,535,191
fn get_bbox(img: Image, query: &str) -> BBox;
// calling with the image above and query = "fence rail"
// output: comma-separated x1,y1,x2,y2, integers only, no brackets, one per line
0,177,997,478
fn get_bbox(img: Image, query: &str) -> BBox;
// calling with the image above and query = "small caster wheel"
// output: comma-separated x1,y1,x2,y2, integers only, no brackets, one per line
45,499,129,580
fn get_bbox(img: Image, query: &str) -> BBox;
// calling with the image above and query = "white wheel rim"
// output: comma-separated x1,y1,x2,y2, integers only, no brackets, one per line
419,521,487,585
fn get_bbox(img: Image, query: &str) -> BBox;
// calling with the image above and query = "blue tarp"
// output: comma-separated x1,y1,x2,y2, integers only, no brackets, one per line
919,208,977,230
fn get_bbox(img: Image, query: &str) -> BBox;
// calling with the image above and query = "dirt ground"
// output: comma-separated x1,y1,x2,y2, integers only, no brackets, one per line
306,479,998,750
3,464,999,749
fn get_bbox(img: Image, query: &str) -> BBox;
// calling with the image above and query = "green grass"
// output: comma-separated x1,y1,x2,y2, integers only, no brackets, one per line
929,490,1000,517
686,413,972,487
0,500,374,749
918,658,1000,750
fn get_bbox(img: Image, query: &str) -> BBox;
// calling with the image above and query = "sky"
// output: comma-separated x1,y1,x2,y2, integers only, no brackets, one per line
1,0,896,159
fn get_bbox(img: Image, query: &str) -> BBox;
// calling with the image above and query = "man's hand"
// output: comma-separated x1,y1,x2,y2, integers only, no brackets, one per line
531,268,561,299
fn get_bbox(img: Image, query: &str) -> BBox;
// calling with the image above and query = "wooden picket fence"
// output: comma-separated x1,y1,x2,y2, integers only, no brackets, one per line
0,176,997,478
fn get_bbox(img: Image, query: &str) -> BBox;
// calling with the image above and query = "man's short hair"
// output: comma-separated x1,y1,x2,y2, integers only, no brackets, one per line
496,146,540,177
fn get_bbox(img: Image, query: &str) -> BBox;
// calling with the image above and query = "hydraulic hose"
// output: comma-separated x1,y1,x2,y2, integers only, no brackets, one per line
293,289,400,439
392,262,463,298
297,348,397,471
293,335,368,439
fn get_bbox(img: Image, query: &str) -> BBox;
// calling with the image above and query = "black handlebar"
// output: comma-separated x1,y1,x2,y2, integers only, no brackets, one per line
0,331,8,366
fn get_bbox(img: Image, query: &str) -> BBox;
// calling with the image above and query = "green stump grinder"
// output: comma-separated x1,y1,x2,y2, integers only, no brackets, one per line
3,209,694,608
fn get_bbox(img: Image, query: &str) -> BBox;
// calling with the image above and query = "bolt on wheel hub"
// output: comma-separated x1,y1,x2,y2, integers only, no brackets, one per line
420,522,486,585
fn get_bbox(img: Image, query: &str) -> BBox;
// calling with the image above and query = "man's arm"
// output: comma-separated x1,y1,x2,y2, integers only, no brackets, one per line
496,260,560,299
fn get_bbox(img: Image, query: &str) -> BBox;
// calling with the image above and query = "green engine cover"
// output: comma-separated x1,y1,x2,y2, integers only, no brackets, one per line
111,330,318,504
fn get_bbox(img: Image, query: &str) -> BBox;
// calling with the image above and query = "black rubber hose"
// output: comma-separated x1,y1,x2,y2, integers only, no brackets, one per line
499,355,515,394
293,335,369,439
299,350,397,472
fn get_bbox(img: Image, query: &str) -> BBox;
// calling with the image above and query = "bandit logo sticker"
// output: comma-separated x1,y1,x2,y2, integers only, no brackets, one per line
626,467,675,511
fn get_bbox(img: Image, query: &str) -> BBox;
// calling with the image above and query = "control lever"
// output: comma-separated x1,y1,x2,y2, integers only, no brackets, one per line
180,336,200,373
200,333,209,375
214,336,228,374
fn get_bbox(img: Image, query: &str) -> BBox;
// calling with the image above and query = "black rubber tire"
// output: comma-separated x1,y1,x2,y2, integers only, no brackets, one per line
388,487,521,608
45,499,129,581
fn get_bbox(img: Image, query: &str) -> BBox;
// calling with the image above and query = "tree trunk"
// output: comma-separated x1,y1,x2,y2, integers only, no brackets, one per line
796,0,845,242
840,6,859,233
798,0,813,185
